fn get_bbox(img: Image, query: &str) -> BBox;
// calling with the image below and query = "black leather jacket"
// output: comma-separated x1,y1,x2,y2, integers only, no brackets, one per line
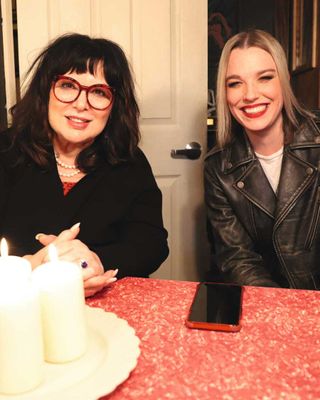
205,119,320,290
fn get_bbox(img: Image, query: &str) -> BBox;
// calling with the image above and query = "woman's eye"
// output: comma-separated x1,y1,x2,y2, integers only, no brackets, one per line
93,89,107,97
227,81,241,88
91,88,112,99
60,81,76,89
259,75,274,81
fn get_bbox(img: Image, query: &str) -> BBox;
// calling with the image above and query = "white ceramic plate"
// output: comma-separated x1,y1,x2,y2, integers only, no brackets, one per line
0,306,140,400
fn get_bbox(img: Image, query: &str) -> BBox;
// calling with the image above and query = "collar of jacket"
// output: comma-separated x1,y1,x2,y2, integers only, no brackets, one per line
207,119,320,221
208,118,320,175
223,131,255,174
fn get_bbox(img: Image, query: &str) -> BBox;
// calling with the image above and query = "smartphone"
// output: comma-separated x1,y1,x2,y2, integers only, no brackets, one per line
186,282,243,332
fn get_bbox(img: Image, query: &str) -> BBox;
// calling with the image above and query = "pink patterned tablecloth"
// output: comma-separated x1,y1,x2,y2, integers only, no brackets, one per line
86,277,320,400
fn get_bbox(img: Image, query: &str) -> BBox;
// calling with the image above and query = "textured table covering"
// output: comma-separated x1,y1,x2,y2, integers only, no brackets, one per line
86,277,320,400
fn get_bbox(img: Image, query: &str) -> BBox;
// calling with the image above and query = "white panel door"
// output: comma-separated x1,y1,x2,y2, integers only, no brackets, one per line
16,0,209,281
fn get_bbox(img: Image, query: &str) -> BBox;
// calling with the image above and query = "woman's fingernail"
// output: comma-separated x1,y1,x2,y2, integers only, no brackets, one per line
108,277,117,284
113,269,119,276
35,233,44,240
71,222,81,231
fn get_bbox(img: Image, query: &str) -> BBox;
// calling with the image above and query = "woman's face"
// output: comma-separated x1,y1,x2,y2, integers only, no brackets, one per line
48,62,112,150
226,46,284,138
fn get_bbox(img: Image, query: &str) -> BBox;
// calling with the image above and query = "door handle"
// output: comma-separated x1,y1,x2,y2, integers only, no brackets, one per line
171,142,202,160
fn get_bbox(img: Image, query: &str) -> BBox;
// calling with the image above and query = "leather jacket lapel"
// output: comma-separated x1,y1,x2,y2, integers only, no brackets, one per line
274,120,320,223
224,132,276,218
234,160,276,218
275,150,316,223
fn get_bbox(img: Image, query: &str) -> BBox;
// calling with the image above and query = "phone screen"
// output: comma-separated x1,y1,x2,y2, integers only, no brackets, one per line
186,282,243,331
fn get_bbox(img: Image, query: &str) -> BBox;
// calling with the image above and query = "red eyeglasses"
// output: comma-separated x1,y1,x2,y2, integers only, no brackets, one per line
52,75,114,110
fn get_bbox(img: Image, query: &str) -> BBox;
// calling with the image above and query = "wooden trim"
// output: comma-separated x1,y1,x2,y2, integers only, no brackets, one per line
312,0,318,66
0,0,17,122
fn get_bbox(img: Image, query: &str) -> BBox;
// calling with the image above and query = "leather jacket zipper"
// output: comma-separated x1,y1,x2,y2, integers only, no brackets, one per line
304,186,320,250
273,239,296,288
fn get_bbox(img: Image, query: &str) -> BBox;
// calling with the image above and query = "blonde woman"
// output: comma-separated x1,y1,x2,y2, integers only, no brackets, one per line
205,29,319,290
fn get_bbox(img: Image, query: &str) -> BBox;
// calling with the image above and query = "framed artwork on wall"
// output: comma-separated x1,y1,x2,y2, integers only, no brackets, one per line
291,0,318,72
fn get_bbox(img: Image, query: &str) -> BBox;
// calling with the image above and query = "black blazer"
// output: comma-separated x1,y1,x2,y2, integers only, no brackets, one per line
0,141,169,278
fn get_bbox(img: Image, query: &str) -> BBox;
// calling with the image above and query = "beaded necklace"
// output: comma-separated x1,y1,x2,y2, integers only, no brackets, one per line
54,153,81,178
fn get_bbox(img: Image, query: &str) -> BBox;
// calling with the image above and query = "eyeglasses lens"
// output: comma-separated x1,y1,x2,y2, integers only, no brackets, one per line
88,87,113,110
54,78,79,102
54,77,113,110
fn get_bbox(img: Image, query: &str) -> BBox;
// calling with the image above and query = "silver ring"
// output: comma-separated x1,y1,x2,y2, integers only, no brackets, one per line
80,259,88,268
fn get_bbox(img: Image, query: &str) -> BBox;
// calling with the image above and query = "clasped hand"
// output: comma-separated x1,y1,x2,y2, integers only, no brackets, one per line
25,223,118,297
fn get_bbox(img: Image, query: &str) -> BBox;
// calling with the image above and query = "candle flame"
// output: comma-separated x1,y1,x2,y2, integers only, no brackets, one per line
48,244,59,262
0,238,9,257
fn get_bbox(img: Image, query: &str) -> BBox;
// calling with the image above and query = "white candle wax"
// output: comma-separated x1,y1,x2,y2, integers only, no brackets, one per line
0,257,44,395
0,255,32,280
32,251,87,363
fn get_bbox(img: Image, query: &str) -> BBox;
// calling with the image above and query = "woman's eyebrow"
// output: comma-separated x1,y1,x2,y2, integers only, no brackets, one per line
226,74,241,80
256,68,277,75
226,68,277,80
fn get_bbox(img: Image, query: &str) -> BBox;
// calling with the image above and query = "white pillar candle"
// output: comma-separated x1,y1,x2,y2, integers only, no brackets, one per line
0,238,32,279
0,239,44,395
32,244,87,363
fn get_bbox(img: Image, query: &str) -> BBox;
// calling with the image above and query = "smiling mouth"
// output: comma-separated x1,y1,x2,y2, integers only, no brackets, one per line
66,116,91,123
242,104,268,115
241,104,269,118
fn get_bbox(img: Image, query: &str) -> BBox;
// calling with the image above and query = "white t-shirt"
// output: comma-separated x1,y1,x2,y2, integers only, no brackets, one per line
255,147,284,193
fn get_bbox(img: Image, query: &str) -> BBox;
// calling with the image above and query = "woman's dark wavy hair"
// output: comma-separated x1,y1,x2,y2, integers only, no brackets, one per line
9,33,140,169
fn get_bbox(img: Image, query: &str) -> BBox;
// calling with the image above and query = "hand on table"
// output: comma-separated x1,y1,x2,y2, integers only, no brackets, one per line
24,222,82,268
82,264,118,298
27,223,118,297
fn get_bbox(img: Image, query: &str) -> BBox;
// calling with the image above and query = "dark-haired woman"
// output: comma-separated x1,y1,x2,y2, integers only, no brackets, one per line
0,33,169,297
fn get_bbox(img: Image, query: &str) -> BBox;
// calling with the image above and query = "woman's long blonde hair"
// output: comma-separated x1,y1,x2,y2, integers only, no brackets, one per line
215,29,313,147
